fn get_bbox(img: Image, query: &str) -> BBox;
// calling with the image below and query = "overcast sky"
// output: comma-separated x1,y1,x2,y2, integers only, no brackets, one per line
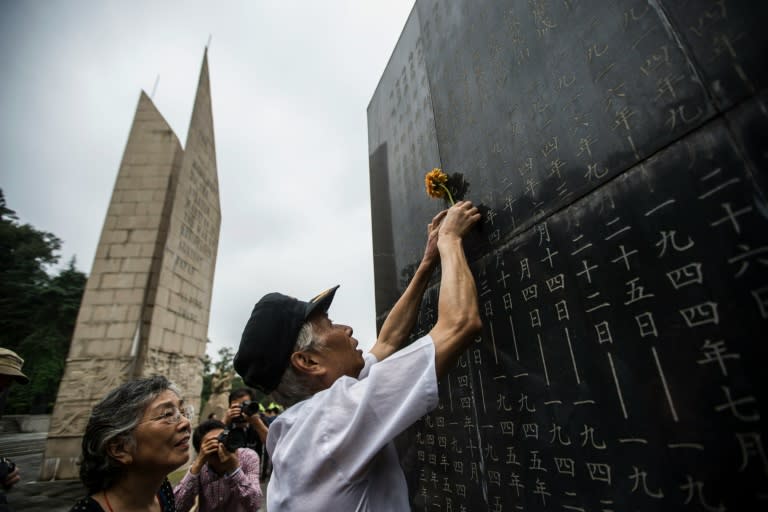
0,1,415,359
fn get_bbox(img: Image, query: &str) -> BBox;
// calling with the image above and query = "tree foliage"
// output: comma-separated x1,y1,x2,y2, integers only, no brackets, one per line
199,345,249,411
0,189,87,413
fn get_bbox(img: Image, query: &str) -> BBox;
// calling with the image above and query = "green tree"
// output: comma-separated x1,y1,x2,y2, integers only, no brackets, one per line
199,346,249,412
0,190,87,413
0,190,62,351
8,259,86,412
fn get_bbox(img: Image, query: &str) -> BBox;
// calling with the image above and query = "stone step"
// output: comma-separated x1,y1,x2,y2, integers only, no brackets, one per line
0,433,48,458
0,418,20,434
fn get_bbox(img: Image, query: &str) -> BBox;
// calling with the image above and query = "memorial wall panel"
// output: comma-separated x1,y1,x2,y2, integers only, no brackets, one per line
368,1,768,509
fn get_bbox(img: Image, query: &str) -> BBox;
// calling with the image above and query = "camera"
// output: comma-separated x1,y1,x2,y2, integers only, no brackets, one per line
0,457,16,482
217,425,248,453
239,400,261,417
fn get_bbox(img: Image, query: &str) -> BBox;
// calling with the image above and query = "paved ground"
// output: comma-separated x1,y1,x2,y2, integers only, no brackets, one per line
1,433,86,512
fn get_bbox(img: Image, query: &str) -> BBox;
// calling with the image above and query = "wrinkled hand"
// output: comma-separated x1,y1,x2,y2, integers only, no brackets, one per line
2,467,20,490
437,201,481,242
422,210,448,265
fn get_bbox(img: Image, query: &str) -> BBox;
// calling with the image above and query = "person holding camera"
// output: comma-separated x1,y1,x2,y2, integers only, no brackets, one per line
225,388,268,446
173,419,262,512
0,348,29,512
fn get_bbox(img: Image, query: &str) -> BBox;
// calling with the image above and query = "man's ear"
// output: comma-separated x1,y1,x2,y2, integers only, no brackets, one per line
107,437,133,465
290,350,326,377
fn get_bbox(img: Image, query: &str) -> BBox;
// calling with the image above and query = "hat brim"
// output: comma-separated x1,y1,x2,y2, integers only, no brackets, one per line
0,366,30,385
305,285,339,320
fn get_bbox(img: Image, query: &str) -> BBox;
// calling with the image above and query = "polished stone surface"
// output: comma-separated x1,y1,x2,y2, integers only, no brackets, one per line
368,1,768,510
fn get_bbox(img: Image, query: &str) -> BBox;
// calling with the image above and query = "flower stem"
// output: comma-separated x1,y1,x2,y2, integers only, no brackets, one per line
439,184,455,206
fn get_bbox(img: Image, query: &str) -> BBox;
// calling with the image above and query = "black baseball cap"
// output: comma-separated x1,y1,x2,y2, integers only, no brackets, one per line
234,285,339,393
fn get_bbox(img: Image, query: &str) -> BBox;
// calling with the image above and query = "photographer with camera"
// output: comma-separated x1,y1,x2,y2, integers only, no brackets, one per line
224,388,268,447
173,419,262,512
0,348,29,512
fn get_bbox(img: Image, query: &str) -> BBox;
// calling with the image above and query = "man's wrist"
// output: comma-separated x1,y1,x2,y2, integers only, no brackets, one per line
190,460,204,475
224,466,242,478
437,236,463,251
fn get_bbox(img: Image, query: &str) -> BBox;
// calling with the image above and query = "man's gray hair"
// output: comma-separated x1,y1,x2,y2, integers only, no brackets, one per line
272,322,320,406
79,375,181,493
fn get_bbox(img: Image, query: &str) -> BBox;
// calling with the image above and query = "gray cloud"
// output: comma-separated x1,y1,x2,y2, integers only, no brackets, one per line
0,0,416,356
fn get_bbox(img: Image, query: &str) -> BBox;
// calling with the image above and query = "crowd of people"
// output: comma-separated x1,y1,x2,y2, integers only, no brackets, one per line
3,201,481,512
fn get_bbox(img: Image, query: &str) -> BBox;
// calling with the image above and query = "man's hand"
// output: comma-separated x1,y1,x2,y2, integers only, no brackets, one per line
224,403,244,424
437,201,481,243
217,442,240,474
422,210,448,266
190,435,219,475
2,467,20,490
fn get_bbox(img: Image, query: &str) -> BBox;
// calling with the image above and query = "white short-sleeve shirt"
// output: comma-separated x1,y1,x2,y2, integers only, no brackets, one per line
266,335,438,511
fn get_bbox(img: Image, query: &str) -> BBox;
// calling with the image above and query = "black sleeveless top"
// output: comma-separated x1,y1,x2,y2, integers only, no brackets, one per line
69,479,176,512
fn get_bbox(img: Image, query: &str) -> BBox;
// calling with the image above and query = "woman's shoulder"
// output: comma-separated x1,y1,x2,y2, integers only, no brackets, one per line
69,496,104,512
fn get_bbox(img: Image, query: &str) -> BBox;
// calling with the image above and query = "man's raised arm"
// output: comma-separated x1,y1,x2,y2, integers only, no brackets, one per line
428,201,482,378
370,210,447,361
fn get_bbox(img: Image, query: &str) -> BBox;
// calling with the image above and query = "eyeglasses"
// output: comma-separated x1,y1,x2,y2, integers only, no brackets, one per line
142,405,193,425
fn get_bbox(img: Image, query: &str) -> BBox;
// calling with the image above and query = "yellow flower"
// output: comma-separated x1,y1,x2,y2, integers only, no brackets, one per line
425,168,454,205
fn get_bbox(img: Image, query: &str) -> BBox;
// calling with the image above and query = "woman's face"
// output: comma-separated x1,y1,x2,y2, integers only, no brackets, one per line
127,389,191,474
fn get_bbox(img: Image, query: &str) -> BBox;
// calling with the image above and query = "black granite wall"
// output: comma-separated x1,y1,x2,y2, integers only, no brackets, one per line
367,0,767,510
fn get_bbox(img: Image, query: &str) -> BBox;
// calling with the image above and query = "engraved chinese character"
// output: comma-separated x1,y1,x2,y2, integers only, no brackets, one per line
656,230,694,257
523,284,538,302
697,339,740,377
752,286,768,318
680,475,725,512
624,278,655,305
728,244,768,278
595,321,613,344
520,258,531,280
546,273,565,291
710,202,753,234
735,432,767,472
586,462,612,484
505,446,521,465
577,259,598,284
533,478,551,505
611,244,638,271
508,473,524,495
580,424,607,449
523,423,540,439
680,301,719,327
667,262,704,289
635,311,659,338
519,393,536,412
530,308,542,328
629,466,664,498
549,423,572,445
554,457,576,476
529,450,547,471
714,386,759,422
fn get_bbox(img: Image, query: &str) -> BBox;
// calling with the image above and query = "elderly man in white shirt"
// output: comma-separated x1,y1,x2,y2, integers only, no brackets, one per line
234,201,482,511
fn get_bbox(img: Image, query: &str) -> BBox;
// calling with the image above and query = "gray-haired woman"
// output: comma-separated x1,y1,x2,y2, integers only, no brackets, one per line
70,375,192,512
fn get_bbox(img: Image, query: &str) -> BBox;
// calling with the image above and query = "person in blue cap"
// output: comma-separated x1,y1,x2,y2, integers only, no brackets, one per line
234,201,482,511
